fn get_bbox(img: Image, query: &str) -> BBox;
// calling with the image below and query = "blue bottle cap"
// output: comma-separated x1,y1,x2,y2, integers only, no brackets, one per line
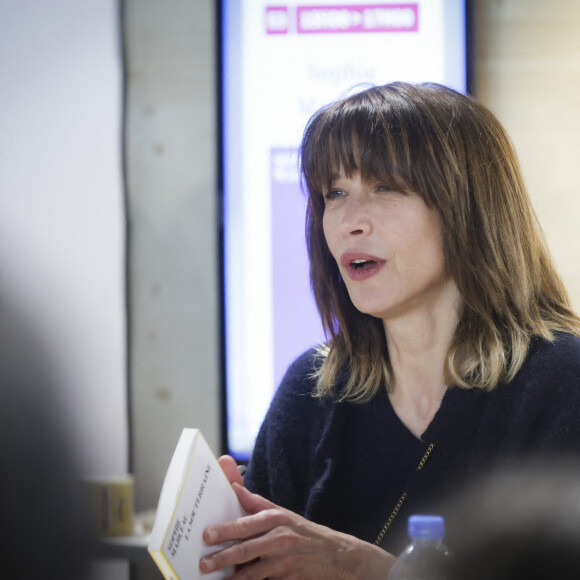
408,515,445,539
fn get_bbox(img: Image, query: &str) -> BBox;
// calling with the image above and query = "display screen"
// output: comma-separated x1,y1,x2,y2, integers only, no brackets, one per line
221,0,467,460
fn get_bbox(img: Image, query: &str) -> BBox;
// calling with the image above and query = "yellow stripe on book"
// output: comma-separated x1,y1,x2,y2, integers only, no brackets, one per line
149,549,180,580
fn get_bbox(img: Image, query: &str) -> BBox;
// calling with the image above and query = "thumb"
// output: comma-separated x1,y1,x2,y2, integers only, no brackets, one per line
218,455,244,486
232,482,278,514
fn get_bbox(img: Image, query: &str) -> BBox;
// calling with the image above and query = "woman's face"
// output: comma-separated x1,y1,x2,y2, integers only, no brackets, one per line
322,170,454,324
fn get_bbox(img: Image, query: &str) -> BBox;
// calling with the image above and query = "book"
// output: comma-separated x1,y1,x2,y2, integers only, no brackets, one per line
148,428,246,579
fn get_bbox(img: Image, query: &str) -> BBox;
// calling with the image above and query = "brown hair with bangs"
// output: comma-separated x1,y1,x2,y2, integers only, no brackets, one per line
300,82,580,401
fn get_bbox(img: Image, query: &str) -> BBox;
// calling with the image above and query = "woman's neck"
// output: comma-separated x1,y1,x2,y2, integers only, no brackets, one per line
383,281,462,438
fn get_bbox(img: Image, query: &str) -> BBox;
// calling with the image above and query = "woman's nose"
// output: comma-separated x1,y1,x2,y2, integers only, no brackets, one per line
339,198,372,236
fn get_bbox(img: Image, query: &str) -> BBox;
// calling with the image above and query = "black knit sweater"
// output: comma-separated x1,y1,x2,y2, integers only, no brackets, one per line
244,332,580,555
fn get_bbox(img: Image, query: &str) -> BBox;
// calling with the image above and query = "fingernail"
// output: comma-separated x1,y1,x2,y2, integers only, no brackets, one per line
200,557,215,573
205,527,217,543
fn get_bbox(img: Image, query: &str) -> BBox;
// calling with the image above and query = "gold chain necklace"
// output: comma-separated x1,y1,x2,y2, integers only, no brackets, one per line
373,442,435,546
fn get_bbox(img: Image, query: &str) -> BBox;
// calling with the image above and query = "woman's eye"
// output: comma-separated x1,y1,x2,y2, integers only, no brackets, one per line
376,184,393,193
323,189,345,202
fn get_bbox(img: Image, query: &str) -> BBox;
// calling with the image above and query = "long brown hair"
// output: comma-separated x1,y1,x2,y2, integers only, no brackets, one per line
300,82,580,401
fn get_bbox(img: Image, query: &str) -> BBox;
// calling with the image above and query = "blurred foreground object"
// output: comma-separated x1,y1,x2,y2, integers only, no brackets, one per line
0,295,90,579
443,456,580,580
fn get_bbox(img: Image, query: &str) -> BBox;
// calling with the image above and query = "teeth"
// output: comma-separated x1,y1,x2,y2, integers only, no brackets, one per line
351,258,370,270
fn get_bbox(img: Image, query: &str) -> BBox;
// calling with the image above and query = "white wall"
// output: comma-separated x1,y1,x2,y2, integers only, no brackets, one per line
0,0,127,475
0,1,128,577
0,0,127,474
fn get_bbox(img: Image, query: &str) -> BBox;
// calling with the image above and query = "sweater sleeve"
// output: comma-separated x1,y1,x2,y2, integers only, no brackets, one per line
243,348,326,514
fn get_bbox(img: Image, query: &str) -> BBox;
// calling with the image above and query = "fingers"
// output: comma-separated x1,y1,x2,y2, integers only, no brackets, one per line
233,482,278,513
202,486,280,550
204,503,290,545
201,488,302,576
200,535,264,575
200,516,300,576
218,455,244,486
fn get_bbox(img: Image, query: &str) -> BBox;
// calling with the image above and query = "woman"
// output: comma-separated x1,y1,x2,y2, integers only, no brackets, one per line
200,82,580,578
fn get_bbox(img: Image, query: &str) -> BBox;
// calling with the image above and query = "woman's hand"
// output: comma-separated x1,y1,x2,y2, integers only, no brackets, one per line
217,454,244,486
199,479,396,579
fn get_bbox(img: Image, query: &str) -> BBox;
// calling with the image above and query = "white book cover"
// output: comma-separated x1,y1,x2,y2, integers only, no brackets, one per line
148,428,246,579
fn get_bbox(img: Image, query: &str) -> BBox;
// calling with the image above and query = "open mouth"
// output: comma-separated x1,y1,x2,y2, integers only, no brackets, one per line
341,252,385,280
351,258,377,270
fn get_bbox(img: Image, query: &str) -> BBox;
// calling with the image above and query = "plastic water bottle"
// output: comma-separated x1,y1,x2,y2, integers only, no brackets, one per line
387,515,450,580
